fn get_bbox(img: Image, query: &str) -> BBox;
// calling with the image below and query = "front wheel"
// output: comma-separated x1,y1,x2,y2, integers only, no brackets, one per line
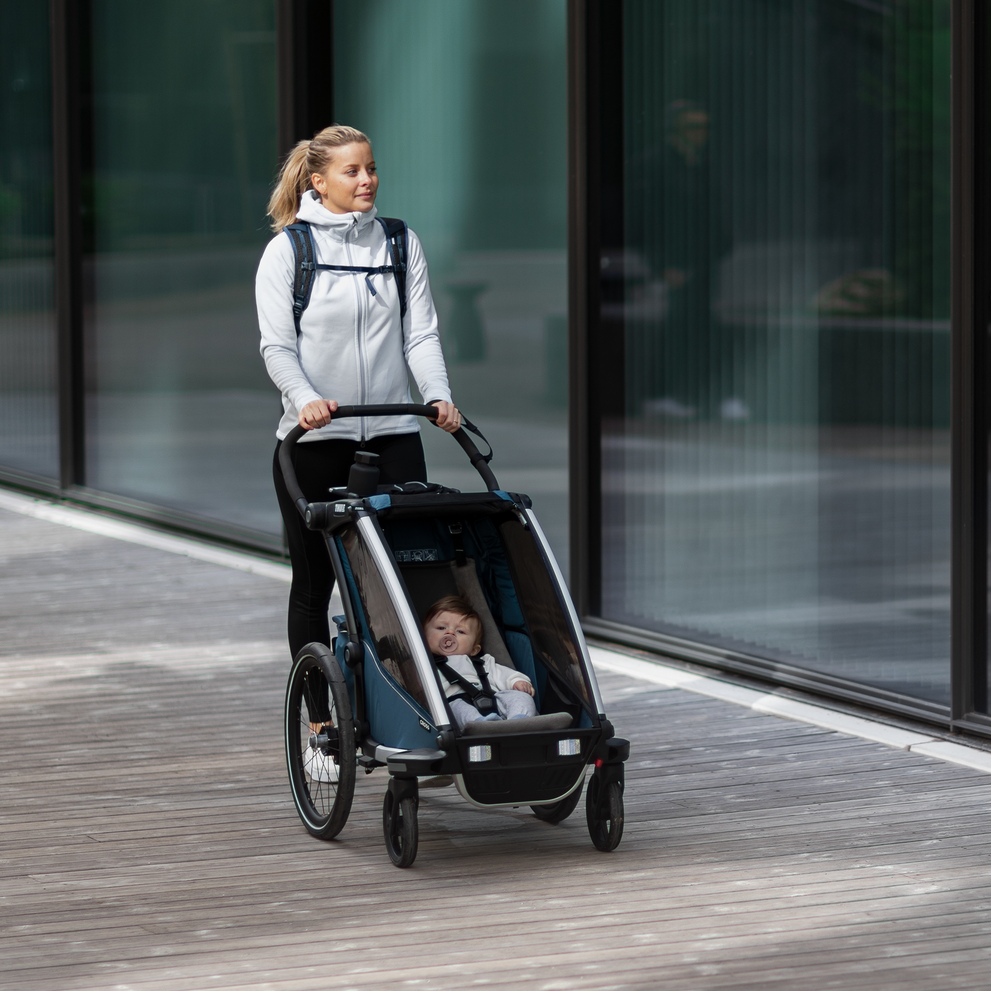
586,773,624,852
285,642,356,840
383,790,419,868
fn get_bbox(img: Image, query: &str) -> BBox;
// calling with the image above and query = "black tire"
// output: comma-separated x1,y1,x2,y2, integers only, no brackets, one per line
585,774,624,852
383,790,419,868
531,775,585,823
285,642,356,840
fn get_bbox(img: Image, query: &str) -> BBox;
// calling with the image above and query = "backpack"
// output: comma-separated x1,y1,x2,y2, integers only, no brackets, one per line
284,217,409,335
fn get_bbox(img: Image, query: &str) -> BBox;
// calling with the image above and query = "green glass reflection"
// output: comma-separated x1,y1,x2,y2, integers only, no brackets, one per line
605,0,951,704
85,1,281,535
334,0,569,571
0,1,58,478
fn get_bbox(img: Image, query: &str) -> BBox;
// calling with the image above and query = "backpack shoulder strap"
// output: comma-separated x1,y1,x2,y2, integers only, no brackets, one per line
377,216,409,321
284,221,316,336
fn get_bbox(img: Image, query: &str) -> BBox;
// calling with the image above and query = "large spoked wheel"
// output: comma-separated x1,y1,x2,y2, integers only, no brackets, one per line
531,774,585,823
285,642,356,840
585,773,624,852
383,790,419,868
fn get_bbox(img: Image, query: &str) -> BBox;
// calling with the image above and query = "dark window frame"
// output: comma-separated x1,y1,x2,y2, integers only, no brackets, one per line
568,0,991,737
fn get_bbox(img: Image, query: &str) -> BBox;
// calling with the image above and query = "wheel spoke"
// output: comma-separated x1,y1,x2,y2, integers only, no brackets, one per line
285,644,356,840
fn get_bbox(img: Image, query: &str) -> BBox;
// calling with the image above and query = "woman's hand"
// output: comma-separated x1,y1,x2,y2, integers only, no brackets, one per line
430,401,462,433
299,399,338,430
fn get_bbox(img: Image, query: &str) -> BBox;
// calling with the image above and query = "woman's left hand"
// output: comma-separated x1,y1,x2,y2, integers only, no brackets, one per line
430,401,463,433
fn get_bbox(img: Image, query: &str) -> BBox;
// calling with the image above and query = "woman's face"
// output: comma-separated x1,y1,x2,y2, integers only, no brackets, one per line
311,142,379,214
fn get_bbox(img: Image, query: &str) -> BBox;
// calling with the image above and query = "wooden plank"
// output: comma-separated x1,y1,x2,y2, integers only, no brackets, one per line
3,504,991,991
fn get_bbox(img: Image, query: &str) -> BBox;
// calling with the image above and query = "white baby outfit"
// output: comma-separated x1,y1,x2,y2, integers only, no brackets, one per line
436,653,538,730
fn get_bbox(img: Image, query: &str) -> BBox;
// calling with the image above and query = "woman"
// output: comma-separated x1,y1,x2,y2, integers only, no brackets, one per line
257,124,461,662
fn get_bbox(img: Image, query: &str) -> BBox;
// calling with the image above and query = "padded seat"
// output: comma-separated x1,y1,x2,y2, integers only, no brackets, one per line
399,557,569,732
460,712,573,735
399,558,516,670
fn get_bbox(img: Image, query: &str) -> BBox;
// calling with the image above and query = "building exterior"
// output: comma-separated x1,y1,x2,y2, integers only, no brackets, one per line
2,1,988,738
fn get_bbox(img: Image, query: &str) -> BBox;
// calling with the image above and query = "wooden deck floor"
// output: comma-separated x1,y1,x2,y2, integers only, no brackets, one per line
2,502,991,990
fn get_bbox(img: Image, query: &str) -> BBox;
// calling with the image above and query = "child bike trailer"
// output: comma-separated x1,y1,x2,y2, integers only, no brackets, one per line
279,404,630,867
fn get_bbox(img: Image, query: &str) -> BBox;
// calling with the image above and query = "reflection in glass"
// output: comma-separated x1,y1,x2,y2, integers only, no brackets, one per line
85,1,281,535
334,0,569,572
341,528,428,710
0,2,58,479
603,0,951,704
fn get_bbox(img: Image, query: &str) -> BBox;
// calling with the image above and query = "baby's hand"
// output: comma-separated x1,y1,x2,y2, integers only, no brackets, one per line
513,680,535,696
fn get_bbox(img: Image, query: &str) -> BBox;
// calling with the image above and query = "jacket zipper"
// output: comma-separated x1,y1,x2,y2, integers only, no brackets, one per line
345,216,367,440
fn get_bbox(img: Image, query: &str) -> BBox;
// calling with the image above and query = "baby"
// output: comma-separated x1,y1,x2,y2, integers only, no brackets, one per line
423,594,538,730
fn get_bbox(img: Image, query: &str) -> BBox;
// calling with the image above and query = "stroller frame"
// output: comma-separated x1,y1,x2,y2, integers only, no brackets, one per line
280,405,629,867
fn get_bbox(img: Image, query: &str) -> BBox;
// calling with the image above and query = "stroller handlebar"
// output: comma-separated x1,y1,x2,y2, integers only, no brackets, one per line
278,404,501,519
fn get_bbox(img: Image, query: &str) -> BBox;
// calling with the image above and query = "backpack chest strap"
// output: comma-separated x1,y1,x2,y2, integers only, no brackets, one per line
285,217,409,334
313,263,397,298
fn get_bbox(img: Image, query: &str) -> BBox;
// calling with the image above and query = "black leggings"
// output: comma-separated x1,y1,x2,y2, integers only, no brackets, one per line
273,432,427,661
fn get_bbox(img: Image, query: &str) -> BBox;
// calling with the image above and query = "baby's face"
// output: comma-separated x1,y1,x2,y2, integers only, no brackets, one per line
425,610,481,657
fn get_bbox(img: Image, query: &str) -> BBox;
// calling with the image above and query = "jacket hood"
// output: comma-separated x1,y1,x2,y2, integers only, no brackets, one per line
296,190,378,236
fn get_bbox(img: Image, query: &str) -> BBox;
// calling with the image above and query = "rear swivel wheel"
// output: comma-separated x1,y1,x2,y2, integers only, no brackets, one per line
585,772,624,852
383,787,419,868
285,642,356,839
531,773,585,823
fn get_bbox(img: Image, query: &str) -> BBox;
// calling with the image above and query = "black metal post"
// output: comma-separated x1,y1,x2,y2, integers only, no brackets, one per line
569,0,626,618
276,0,333,556
50,0,84,490
568,0,601,615
277,0,334,158
951,0,989,724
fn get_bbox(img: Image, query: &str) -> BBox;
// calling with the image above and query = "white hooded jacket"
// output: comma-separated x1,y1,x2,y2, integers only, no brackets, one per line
256,191,452,442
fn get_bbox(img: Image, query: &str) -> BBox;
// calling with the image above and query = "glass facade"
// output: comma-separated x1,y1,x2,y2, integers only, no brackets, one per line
599,0,952,704
0,2,58,479
84,1,281,536
2,0,990,734
333,0,570,572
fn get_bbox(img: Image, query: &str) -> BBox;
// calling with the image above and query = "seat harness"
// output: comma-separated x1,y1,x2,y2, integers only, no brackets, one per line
284,216,408,335
434,653,499,717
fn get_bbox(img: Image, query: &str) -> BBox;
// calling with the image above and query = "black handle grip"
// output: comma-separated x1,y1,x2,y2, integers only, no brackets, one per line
277,404,500,521
331,403,439,420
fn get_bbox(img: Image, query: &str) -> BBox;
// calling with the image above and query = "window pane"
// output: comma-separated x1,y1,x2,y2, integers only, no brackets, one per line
340,527,429,711
0,1,58,479
497,518,592,708
85,1,281,535
603,0,951,705
333,0,570,573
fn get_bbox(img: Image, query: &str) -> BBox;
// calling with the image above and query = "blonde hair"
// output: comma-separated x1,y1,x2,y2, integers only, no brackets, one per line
266,124,371,231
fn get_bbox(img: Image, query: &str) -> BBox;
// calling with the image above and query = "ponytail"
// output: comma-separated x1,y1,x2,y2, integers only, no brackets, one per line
266,124,372,232
267,141,312,232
